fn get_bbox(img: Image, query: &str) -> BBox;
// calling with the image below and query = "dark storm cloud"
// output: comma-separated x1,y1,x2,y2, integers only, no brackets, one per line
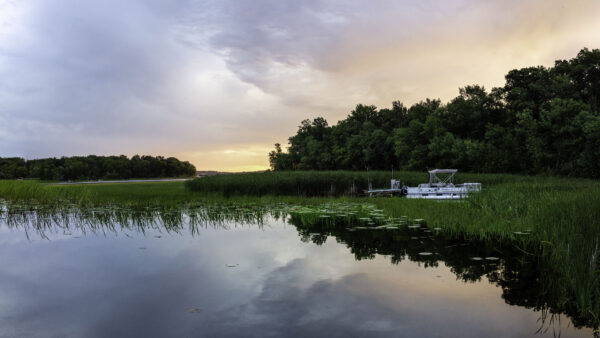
202,1,352,85
2,1,184,129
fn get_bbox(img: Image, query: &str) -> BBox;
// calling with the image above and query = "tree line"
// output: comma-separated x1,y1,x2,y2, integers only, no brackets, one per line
269,48,600,178
0,155,196,180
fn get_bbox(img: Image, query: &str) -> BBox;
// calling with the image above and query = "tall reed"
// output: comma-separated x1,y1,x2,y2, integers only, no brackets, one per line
185,170,538,197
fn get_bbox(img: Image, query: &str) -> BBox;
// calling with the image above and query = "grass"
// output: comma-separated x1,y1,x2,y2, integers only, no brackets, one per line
0,180,93,204
0,179,334,208
57,181,196,205
184,170,546,197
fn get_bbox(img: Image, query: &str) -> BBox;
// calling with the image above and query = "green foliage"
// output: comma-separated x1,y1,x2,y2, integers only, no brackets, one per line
269,48,600,178
0,158,28,179
0,155,196,181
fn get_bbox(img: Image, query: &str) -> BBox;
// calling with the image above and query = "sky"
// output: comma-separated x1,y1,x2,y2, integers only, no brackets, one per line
1,0,599,171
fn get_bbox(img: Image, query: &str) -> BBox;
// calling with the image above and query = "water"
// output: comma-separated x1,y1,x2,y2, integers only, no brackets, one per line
0,205,594,337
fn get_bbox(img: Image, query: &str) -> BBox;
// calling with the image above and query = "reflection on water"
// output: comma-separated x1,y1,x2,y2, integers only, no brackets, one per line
0,202,595,337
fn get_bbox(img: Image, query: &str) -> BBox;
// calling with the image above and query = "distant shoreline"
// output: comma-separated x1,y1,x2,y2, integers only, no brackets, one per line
52,178,191,185
196,170,267,177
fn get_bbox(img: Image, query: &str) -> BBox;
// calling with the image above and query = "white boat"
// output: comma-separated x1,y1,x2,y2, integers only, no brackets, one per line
368,169,481,200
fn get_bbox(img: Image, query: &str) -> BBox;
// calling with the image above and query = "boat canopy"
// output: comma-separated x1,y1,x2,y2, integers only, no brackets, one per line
428,169,457,186
428,169,457,174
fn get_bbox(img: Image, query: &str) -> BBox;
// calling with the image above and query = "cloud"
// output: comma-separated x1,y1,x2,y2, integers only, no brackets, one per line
200,0,600,110
1,0,599,170
189,255,563,338
0,0,301,169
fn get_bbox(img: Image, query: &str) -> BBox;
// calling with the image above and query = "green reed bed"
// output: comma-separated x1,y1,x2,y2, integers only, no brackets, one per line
0,179,333,209
0,180,93,205
185,170,535,197
186,171,369,197
1,180,228,207
368,178,600,241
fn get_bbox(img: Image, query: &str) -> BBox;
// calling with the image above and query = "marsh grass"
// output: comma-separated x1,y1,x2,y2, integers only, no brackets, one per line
184,170,545,197
1,180,227,206
0,180,93,205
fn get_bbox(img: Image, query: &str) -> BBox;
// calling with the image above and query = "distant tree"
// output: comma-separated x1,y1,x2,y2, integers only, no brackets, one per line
268,143,292,170
0,155,196,180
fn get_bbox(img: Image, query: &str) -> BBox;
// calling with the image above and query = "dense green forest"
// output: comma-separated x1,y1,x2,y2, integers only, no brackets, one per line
0,155,196,180
269,48,600,178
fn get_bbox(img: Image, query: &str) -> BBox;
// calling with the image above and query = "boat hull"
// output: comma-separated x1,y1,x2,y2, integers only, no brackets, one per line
405,183,480,199
405,187,468,199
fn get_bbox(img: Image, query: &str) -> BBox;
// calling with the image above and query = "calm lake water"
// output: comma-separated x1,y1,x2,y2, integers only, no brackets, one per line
0,206,594,337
